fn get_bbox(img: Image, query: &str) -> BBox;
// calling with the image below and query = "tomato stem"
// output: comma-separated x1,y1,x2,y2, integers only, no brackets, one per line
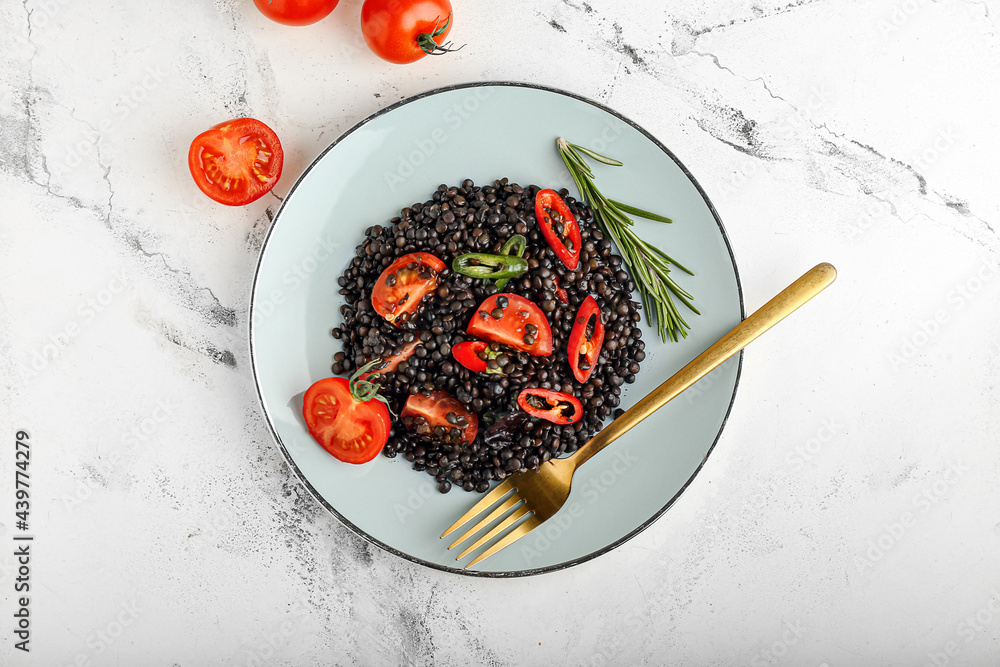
349,359,395,416
417,13,465,56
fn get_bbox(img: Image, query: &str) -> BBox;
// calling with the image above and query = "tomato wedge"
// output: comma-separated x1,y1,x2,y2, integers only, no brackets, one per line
371,252,446,326
401,391,478,445
302,363,392,464
188,118,283,206
535,189,582,270
467,293,552,356
359,337,421,381
517,388,583,425
567,296,605,383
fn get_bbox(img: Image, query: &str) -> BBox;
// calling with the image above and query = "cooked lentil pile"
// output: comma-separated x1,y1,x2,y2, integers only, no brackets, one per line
331,178,646,493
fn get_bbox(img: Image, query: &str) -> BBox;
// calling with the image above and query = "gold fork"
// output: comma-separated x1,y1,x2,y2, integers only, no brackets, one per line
441,262,837,568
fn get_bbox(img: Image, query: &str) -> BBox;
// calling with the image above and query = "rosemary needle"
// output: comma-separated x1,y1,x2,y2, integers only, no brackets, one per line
556,137,697,342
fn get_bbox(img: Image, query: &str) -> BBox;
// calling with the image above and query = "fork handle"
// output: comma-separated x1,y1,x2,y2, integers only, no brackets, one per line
567,262,838,468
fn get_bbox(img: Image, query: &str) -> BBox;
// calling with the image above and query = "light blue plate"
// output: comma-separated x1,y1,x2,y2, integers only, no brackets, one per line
250,82,743,576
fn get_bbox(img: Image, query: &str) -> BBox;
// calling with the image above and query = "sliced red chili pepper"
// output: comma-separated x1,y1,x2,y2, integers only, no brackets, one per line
452,340,488,373
467,293,553,356
551,275,569,304
358,337,421,381
567,295,605,383
535,188,582,270
451,340,507,375
517,388,583,425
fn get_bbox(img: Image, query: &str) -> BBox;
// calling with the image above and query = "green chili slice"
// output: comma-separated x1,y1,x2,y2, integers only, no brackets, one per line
494,235,528,290
452,253,528,280
499,234,527,257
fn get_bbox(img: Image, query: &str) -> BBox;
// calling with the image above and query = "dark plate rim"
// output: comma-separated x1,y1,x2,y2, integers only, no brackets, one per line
249,80,744,578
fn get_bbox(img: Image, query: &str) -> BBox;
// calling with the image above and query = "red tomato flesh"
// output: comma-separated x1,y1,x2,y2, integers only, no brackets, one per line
401,391,478,445
535,189,582,270
567,295,605,383
371,252,446,326
302,377,390,463
517,388,583,425
188,118,283,206
467,293,552,356
253,0,340,26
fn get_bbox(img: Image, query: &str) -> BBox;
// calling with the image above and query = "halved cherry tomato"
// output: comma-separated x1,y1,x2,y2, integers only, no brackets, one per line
517,388,583,425
452,340,506,374
188,118,283,206
535,189,582,270
400,390,478,445
371,252,446,326
302,363,391,464
359,337,421,381
467,293,553,356
567,295,605,383
551,275,569,304
253,0,340,25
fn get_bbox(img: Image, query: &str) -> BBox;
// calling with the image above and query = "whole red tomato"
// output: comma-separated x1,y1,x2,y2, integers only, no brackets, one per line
253,0,340,26
361,0,459,64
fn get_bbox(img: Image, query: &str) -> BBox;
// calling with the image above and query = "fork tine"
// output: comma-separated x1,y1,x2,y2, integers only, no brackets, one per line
447,493,523,550
456,505,532,560
440,479,515,540
465,514,542,569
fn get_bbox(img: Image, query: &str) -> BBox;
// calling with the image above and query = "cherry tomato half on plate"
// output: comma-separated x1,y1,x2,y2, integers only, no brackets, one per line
358,337,421,381
467,294,553,356
371,252,446,326
401,390,478,445
535,189,582,270
567,295,605,383
517,388,583,425
302,363,392,464
360,0,458,64
188,118,283,206
253,0,340,26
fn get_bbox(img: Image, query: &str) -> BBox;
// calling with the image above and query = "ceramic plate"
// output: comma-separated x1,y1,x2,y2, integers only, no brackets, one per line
250,82,743,576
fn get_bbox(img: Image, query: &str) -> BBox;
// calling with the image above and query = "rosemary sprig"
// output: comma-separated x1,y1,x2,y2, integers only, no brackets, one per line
556,137,698,342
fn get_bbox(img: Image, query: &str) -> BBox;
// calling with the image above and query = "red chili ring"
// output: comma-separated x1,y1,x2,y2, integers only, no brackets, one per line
567,295,605,383
517,388,583,425
534,189,582,270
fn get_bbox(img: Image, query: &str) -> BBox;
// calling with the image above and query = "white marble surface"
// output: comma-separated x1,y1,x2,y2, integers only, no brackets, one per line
2,0,999,664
